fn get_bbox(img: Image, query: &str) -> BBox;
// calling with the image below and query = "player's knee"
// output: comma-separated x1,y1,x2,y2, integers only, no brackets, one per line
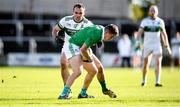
143,60,148,68
74,70,82,77
90,69,98,76
143,64,147,69
61,62,68,69
95,62,104,72
97,64,104,73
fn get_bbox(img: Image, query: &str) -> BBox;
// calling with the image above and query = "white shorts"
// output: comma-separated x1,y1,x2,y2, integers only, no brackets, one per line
63,42,81,60
62,42,93,60
143,45,162,58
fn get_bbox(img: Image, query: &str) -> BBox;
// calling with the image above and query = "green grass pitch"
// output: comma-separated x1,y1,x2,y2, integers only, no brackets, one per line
0,67,180,107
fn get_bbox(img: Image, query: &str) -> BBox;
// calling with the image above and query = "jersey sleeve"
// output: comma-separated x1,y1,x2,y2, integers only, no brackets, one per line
83,18,94,28
140,19,145,29
84,29,101,48
84,37,93,48
57,17,66,29
86,21,94,26
160,19,166,31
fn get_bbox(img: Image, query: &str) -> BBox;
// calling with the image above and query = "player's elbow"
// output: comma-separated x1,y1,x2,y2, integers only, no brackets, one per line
52,26,60,37
52,28,56,37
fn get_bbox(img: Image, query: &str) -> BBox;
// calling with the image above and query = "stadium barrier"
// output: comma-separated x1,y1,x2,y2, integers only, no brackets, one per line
7,53,60,66
7,53,121,67
7,53,158,67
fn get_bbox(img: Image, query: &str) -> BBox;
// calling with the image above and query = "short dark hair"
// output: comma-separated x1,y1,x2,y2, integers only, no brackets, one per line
73,3,85,11
105,24,119,36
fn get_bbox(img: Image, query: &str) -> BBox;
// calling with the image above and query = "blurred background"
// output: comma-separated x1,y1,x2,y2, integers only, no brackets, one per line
0,0,179,67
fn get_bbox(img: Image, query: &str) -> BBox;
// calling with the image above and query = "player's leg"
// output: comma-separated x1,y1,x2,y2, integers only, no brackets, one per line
141,54,152,86
79,61,98,98
59,55,83,99
154,54,163,87
153,45,163,87
141,46,153,86
91,54,117,98
60,52,70,85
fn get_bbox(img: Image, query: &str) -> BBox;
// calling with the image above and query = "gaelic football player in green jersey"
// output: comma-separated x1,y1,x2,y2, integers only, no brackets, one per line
58,24,119,99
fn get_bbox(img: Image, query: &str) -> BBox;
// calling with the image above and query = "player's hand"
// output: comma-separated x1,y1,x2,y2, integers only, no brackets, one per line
81,49,93,63
82,59,93,63
163,46,172,56
97,41,103,48
55,36,64,46
81,54,93,63
166,46,172,56
58,29,65,37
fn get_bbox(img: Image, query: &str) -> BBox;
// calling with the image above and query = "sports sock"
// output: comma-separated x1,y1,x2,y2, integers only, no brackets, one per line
100,81,108,92
156,74,161,84
80,88,87,96
142,76,147,84
61,85,70,96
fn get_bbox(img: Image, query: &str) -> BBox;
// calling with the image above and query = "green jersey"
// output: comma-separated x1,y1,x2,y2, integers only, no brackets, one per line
69,25,104,48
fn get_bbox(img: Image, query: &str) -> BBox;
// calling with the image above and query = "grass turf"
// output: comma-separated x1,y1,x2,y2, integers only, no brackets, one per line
0,67,180,107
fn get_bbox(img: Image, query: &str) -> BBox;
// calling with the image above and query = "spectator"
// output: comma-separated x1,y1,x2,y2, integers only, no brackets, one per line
0,38,4,56
171,32,180,67
117,34,132,67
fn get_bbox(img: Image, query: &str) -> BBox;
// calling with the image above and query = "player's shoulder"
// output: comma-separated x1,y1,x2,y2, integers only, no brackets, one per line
91,25,104,33
83,17,91,23
96,25,104,29
140,17,149,25
141,17,151,22
156,17,165,23
83,25,100,32
61,15,73,21
88,25,102,29
83,17,93,24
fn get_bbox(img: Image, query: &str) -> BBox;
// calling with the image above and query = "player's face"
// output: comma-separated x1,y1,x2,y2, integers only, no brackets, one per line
73,7,85,22
149,6,158,19
104,32,115,41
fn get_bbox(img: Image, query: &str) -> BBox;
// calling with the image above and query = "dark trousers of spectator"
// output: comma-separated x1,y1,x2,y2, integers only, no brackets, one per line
121,57,131,67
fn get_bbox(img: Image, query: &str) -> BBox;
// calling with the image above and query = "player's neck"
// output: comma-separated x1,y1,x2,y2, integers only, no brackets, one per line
150,16,157,20
73,17,83,23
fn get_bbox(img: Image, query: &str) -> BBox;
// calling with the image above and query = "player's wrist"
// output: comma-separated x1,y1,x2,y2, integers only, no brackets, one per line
55,36,64,45
82,59,93,63
81,54,93,63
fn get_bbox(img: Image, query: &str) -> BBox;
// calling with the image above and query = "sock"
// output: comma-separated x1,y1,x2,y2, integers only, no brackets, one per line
156,74,161,84
61,85,70,96
80,88,87,96
100,81,108,92
142,76,147,84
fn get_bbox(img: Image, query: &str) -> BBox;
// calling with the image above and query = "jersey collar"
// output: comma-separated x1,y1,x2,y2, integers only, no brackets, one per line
149,16,158,20
99,25,105,41
73,17,84,23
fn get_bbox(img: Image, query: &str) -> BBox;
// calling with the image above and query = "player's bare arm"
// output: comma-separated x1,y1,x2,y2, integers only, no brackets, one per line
80,43,92,62
136,28,144,39
52,25,61,38
161,30,172,55
161,29,169,47
52,25,65,45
